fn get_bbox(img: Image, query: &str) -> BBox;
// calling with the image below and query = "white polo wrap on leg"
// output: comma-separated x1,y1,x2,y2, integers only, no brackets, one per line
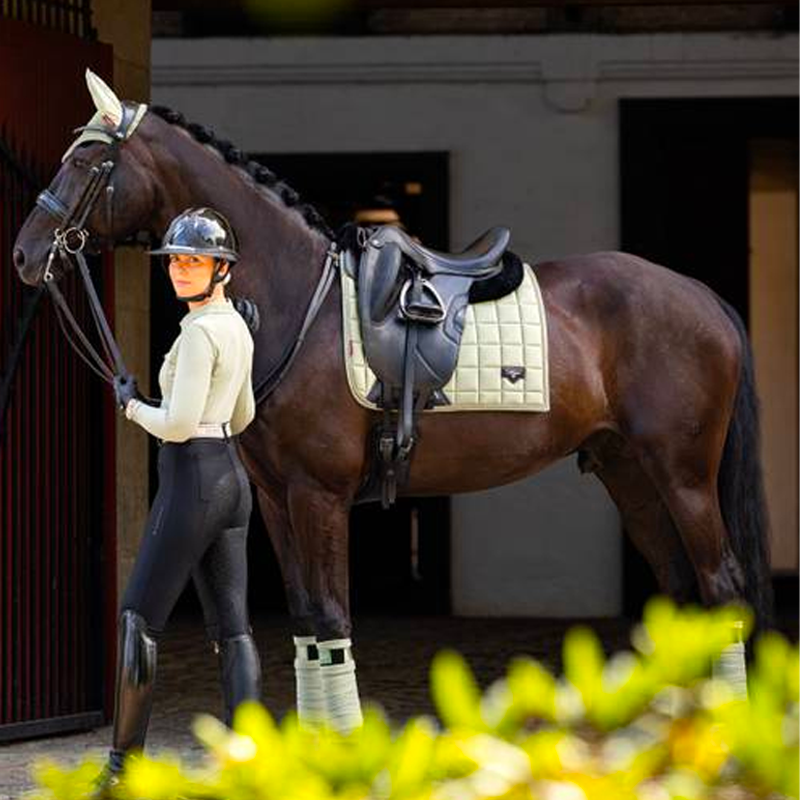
318,638,363,732
712,621,748,700
293,636,325,726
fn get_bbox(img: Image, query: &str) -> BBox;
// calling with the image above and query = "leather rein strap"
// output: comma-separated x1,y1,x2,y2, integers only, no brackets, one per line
36,124,129,385
253,242,340,403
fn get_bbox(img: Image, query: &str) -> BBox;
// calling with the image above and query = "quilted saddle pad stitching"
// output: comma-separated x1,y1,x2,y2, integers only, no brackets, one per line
340,262,550,413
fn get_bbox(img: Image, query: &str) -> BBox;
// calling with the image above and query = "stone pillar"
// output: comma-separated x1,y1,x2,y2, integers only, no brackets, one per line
92,0,152,597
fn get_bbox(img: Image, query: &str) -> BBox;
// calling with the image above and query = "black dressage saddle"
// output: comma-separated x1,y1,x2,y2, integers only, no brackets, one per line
349,224,520,507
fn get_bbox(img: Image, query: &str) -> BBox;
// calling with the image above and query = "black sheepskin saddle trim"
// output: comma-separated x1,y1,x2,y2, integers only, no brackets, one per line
468,250,524,304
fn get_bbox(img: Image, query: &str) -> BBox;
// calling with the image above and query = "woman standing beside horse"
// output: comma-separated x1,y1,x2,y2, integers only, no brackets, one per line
99,207,261,790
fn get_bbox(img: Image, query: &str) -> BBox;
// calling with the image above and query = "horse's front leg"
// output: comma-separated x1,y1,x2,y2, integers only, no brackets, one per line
255,487,326,726
285,481,362,732
256,483,362,731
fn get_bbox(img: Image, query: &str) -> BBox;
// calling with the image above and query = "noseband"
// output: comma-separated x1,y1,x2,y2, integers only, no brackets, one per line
34,109,138,384
37,154,115,268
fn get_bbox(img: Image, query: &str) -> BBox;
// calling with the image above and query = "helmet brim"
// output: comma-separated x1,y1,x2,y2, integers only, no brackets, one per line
149,244,238,263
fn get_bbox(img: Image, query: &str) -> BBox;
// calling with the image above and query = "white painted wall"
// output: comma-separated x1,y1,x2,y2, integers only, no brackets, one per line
151,32,797,617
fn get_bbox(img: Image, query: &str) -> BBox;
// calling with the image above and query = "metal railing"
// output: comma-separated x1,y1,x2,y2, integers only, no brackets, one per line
0,0,94,39
0,130,106,738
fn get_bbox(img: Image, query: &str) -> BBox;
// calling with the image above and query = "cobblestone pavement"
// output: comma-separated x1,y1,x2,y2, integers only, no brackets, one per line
0,615,633,798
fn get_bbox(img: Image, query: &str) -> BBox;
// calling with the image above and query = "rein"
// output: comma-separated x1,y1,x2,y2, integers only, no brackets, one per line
253,242,340,403
35,121,131,385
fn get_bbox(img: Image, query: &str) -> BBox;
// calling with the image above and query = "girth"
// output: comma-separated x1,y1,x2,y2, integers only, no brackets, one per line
352,224,512,507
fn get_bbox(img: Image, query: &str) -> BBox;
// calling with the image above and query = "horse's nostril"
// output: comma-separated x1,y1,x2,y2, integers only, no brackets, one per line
13,247,26,271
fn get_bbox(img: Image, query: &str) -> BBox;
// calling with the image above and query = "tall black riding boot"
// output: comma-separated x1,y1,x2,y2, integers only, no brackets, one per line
92,610,157,797
217,632,262,727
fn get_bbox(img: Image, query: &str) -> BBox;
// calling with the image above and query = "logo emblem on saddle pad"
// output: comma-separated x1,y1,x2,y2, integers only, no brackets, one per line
502,366,526,384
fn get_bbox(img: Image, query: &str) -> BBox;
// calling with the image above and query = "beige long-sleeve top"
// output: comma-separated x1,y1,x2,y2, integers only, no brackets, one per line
126,297,255,442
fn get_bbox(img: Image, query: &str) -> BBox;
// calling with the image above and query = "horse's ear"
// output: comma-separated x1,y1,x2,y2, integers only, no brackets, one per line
85,68,123,128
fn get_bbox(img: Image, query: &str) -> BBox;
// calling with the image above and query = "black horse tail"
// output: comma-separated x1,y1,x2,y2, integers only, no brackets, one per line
716,298,774,632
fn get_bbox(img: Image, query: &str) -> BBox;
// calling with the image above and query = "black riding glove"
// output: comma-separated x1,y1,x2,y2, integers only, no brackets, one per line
113,374,158,412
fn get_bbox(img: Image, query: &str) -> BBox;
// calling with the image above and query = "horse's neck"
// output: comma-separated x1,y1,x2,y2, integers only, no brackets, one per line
158,137,330,392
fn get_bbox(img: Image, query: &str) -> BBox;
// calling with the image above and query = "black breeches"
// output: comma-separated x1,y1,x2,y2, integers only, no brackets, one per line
121,437,252,640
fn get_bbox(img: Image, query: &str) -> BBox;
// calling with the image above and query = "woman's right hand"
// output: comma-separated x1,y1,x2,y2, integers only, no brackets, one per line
113,375,158,411
113,374,142,411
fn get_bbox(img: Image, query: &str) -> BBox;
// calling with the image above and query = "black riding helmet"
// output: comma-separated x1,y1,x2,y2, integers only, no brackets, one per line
151,207,239,302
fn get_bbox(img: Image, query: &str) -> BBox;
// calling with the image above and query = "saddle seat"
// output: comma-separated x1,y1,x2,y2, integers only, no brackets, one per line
373,225,510,277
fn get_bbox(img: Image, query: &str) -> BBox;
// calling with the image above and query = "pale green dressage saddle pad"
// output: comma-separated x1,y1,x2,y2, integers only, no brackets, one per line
341,262,551,412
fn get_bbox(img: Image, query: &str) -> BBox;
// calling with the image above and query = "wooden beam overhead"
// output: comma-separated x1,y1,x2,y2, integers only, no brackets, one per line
153,0,789,8
358,0,786,7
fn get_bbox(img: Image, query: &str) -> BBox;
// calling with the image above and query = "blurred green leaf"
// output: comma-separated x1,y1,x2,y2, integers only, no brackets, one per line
431,650,486,732
29,600,795,800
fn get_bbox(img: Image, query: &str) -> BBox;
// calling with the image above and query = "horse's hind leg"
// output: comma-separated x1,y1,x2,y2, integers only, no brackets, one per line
590,434,748,693
656,478,745,606
631,437,749,693
632,437,746,610
583,433,698,603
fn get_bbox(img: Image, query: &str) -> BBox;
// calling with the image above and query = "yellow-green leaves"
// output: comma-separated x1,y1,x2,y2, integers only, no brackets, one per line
30,599,797,800
388,717,438,798
562,626,604,724
32,760,105,800
431,650,486,732
633,598,752,687
506,657,557,724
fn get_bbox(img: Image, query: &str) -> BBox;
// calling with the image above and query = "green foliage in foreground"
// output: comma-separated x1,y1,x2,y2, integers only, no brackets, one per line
33,599,798,800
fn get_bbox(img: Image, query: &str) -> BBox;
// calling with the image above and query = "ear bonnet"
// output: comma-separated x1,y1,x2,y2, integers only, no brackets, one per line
61,69,147,162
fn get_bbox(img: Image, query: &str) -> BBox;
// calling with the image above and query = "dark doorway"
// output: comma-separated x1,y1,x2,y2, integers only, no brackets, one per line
619,96,799,617
150,151,452,617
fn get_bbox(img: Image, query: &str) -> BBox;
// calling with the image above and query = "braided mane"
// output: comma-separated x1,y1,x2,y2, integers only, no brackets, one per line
149,105,334,240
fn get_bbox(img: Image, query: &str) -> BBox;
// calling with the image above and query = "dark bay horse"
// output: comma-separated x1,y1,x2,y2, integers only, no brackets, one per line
14,102,772,690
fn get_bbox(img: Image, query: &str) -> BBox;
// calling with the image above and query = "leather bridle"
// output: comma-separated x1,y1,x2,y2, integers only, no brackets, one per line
32,104,340,403
34,108,139,384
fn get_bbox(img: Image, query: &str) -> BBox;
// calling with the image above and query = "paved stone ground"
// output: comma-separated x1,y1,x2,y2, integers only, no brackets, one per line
0,613,719,798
